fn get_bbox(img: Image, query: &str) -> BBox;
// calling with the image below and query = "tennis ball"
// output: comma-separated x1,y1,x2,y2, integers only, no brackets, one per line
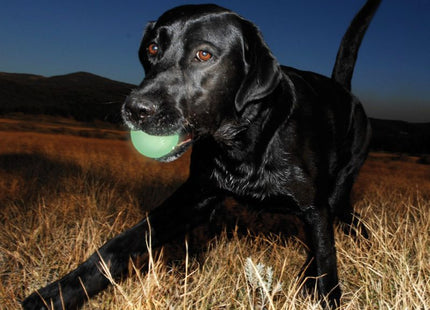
130,130,179,159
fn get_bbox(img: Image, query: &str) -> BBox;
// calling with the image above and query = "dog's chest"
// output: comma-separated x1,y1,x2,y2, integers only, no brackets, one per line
210,156,305,200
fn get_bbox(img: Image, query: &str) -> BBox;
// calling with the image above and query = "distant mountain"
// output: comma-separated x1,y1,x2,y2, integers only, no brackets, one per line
0,71,134,123
369,118,430,154
1,71,429,154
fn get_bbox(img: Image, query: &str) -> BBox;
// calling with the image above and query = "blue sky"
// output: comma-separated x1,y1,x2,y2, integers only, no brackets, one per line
1,0,429,122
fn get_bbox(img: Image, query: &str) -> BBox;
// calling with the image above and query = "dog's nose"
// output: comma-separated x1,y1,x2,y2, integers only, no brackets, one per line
123,96,156,123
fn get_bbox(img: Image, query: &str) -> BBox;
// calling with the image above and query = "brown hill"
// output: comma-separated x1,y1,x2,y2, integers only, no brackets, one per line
0,71,134,123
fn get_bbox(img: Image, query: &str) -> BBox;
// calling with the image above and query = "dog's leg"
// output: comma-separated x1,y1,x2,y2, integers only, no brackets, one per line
22,180,221,310
330,170,369,240
301,207,341,309
330,178,369,240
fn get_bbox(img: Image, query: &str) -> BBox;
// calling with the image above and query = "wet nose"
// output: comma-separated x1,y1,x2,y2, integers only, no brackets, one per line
123,96,156,123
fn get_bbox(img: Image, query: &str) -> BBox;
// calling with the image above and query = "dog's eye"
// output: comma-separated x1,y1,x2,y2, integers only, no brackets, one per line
195,50,212,62
148,43,159,56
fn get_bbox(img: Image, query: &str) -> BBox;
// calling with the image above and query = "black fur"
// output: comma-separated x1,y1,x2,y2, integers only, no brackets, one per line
22,1,381,309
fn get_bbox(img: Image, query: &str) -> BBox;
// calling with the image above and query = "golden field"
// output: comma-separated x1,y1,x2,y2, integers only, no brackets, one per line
0,116,429,309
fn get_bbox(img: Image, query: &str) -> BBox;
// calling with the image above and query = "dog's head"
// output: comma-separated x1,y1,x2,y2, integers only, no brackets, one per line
122,4,281,162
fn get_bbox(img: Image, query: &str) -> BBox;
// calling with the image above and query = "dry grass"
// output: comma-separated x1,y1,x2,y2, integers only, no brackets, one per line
0,119,429,309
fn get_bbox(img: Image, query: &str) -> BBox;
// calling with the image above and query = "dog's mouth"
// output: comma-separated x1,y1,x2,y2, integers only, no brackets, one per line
157,130,194,162
129,127,194,163
121,99,195,162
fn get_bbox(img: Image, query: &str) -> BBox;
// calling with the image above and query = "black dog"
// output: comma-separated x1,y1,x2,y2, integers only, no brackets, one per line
23,1,381,308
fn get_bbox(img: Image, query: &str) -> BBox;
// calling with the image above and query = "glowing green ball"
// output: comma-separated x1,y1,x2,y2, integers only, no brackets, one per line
130,130,179,159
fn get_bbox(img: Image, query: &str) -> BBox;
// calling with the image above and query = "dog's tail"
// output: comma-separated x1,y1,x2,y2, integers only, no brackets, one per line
331,0,381,91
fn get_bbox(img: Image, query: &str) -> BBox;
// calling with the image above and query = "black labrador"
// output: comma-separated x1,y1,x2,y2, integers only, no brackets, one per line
23,1,381,308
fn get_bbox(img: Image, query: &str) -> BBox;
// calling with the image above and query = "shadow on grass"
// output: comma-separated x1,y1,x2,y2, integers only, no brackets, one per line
0,152,183,212
0,152,83,205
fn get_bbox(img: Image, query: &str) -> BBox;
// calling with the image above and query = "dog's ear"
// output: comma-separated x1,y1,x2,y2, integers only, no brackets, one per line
235,20,282,112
